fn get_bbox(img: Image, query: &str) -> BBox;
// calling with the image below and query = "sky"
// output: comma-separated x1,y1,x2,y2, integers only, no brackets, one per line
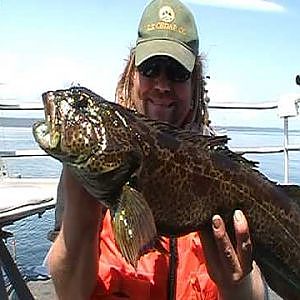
0,0,299,128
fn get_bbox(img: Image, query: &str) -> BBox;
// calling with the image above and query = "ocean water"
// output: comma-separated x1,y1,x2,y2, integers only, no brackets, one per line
0,125,299,279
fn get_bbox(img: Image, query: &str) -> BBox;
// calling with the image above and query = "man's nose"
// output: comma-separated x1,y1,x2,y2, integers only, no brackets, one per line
153,69,171,92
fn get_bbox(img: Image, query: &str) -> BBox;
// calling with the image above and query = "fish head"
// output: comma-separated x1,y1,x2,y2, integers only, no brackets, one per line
33,86,141,177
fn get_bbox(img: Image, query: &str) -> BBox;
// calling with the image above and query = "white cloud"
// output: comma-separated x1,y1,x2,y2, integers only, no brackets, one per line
0,53,19,85
205,78,238,103
0,53,119,104
205,78,283,128
185,0,285,12
205,78,257,126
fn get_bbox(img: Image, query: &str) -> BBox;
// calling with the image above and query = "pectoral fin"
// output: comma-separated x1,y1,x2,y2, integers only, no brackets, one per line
111,185,157,268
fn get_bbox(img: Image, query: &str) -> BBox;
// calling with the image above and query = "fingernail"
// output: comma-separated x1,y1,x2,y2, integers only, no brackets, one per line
212,216,221,229
234,210,243,223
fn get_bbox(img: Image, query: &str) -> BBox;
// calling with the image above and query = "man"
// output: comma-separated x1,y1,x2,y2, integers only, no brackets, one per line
48,0,268,299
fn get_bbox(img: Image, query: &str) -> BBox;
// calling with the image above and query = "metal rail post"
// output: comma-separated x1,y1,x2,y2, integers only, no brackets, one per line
0,233,34,299
283,117,289,184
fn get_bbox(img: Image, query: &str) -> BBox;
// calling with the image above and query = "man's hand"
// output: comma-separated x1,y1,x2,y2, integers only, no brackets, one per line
200,210,266,300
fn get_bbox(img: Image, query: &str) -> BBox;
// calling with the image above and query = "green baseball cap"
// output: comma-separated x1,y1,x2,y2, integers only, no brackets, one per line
135,0,199,72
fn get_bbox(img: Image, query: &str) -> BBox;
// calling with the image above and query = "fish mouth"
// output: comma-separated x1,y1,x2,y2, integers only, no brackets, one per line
33,91,61,152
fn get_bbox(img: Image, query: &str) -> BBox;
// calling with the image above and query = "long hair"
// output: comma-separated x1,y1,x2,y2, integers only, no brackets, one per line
115,48,213,134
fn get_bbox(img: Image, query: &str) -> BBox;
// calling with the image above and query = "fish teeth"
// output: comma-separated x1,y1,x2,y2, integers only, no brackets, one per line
33,122,50,149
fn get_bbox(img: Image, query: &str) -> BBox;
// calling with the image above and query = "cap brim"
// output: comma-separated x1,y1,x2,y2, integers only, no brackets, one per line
135,40,196,72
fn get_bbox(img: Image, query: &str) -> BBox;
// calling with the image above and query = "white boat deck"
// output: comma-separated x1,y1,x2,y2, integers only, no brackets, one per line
0,178,58,227
0,177,58,299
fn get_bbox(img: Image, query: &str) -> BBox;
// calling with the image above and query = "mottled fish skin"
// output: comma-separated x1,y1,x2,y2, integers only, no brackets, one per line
33,86,300,300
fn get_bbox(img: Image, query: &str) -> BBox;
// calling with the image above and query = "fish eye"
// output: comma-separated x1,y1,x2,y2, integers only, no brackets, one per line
73,95,89,110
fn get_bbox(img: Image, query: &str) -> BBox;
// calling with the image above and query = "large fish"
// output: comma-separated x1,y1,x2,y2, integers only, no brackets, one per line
33,86,300,300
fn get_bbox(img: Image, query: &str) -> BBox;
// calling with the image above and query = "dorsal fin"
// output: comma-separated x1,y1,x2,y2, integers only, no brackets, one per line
215,145,259,169
134,115,230,149
120,105,258,169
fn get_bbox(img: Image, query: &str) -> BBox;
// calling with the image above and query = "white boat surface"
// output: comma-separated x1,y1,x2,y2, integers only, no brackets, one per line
0,177,58,226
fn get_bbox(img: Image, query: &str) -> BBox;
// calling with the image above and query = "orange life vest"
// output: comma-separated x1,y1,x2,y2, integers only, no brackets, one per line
91,211,218,300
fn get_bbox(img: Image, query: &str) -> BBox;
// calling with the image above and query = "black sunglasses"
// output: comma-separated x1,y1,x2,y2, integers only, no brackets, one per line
137,56,191,82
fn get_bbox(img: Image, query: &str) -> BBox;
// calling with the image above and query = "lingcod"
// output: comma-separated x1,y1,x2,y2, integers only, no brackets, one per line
32,86,300,300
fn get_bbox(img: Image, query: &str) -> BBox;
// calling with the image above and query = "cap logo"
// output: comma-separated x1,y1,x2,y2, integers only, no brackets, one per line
159,6,175,23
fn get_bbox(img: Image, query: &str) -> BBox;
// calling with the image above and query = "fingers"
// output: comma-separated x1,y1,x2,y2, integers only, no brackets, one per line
200,211,254,293
212,215,242,281
233,210,253,275
211,211,253,282
198,210,255,294
199,227,222,281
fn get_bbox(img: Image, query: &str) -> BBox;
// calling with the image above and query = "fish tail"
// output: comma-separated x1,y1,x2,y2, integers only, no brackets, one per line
111,184,157,268
257,254,300,300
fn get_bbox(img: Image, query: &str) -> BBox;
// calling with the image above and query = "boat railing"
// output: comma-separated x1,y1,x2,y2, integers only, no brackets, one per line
0,104,58,299
208,95,300,184
0,97,299,183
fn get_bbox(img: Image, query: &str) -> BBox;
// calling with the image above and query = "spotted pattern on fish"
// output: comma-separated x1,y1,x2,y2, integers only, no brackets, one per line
33,86,300,300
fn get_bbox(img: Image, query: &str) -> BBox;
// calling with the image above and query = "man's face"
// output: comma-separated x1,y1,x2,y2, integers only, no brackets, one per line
134,56,193,128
